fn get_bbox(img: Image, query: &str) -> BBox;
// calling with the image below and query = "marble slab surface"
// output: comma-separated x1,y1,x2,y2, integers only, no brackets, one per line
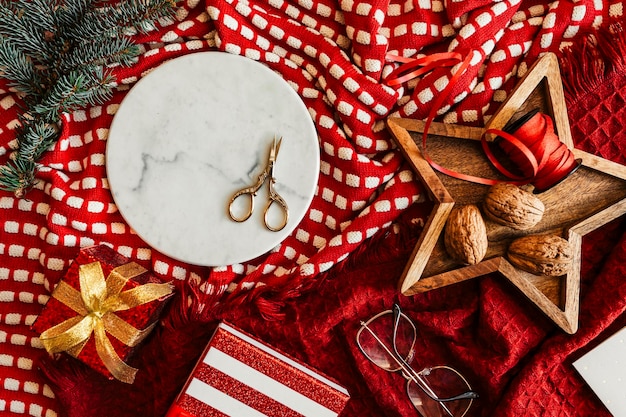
106,52,319,266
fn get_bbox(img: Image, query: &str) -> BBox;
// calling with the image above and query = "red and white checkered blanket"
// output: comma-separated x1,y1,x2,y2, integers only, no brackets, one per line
0,0,623,415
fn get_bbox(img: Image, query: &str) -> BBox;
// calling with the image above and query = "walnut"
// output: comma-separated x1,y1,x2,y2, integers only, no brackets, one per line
483,183,545,230
507,234,572,276
444,204,488,265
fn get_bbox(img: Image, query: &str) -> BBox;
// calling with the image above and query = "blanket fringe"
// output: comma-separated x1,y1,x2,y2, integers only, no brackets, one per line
224,206,424,320
560,20,626,102
38,355,92,392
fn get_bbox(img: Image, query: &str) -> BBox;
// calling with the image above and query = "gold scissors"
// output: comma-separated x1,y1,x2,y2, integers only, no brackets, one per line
228,136,289,232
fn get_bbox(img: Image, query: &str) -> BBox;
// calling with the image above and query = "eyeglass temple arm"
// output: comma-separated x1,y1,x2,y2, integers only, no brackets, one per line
390,306,479,403
437,391,480,402
388,305,455,417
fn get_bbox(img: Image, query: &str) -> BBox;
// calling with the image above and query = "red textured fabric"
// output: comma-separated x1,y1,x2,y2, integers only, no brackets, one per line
1,1,626,416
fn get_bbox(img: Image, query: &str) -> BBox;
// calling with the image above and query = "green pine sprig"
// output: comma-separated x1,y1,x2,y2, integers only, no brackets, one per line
0,0,176,198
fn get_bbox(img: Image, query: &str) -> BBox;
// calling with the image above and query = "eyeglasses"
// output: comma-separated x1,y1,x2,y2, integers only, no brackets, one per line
356,304,479,417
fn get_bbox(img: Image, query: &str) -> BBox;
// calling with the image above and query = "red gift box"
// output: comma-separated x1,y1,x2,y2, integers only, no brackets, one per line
166,322,350,417
33,245,174,383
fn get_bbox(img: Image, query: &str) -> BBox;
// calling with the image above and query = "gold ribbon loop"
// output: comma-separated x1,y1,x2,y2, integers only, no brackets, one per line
52,282,88,316
103,314,158,347
79,262,108,311
112,283,175,311
94,323,139,384
40,315,90,353
39,260,173,384
107,262,148,295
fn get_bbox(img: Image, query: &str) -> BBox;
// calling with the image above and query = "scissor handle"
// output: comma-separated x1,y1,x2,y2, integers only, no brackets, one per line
228,187,256,222
263,179,289,232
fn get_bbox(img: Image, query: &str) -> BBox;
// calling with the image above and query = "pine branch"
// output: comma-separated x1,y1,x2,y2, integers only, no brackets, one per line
31,67,115,122
62,36,140,71
116,0,177,33
0,158,38,198
0,0,177,197
14,118,60,163
0,2,53,63
67,0,176,40
52,0,94,28
0,38,42,97
17,0,58,33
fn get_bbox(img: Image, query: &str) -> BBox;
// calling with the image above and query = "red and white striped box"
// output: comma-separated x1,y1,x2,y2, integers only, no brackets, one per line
166,322,350,417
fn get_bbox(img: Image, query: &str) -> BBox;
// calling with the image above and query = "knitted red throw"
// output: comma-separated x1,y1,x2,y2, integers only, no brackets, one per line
1,1,625,416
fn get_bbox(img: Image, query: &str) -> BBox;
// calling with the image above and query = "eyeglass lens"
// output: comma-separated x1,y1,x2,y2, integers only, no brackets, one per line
407,366,473,417
358,310,416,372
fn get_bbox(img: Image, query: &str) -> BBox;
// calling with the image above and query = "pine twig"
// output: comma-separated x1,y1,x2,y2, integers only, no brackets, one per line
14,118,60,163
0,158,38,198
62,37,140,71
0,37,42,97
31,68,116,121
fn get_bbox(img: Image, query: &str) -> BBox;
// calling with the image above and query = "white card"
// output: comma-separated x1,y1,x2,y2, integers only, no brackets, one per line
573,326,626,416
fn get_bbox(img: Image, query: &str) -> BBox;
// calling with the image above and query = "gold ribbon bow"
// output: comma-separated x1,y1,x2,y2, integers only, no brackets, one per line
39,261,173,384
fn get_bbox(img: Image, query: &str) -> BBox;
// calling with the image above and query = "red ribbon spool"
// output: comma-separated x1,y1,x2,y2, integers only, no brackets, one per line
483,110,581,192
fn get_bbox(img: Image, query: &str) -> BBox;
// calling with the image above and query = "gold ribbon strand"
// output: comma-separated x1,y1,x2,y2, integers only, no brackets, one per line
39,261,174,384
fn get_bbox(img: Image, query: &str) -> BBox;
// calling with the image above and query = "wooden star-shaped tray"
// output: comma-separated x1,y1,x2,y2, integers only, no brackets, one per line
387,53,626,334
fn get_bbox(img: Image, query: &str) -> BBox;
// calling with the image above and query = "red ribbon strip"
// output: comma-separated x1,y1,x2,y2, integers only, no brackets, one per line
385,52,465,86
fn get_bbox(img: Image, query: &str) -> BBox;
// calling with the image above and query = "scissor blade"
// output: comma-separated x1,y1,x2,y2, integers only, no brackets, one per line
270,136,282,162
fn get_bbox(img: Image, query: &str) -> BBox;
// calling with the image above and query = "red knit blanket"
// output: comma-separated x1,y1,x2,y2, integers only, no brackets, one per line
1,1,625,416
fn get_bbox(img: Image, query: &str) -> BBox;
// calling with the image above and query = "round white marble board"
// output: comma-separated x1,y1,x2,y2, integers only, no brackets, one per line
106,52,320,266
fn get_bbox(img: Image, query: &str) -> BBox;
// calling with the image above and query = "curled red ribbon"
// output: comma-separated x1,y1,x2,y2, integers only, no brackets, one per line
386,53,578,192
385,52,465,86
